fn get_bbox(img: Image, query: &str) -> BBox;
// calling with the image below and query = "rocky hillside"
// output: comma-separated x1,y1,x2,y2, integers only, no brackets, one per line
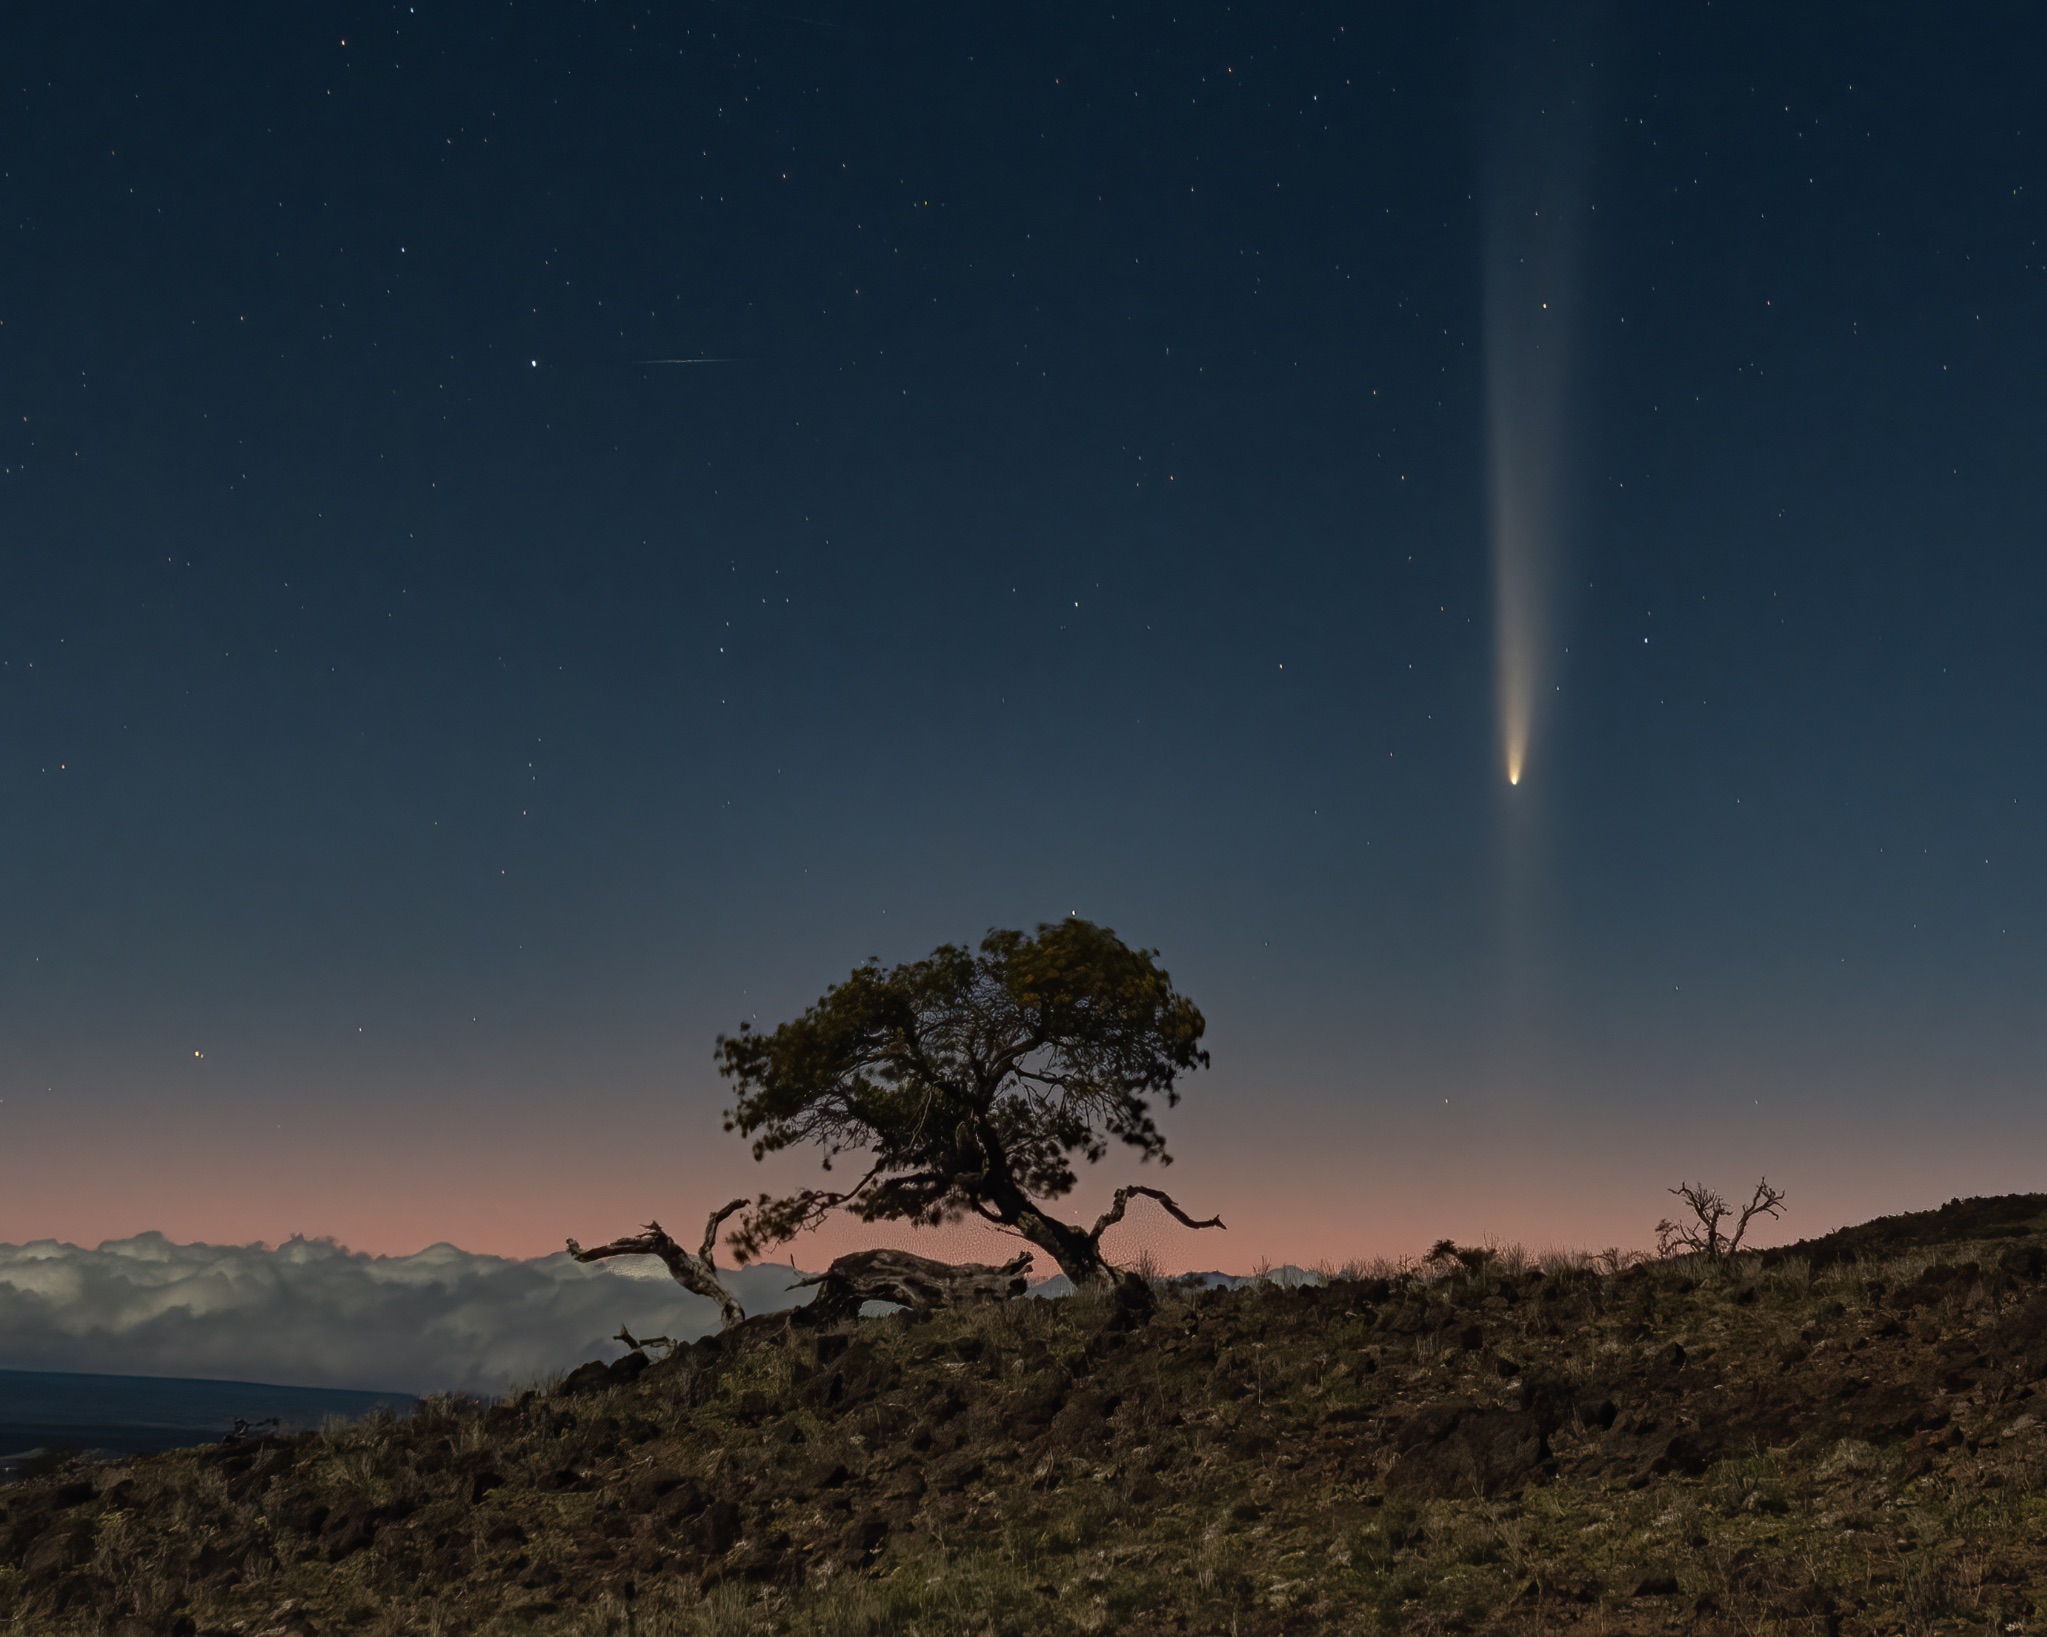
6,1196,2047,1635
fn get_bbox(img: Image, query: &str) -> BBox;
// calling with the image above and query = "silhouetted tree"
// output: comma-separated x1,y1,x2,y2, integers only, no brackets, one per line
718,919,1223,1291
1655,1178,1787,1264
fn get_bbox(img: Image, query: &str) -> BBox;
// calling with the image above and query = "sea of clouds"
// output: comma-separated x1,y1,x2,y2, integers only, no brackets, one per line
0,1234,818,1396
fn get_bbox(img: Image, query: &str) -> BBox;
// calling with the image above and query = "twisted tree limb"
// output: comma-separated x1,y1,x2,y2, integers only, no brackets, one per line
1090,1184,1226,1241
567,1199,750,1331
792,1248,1034,1325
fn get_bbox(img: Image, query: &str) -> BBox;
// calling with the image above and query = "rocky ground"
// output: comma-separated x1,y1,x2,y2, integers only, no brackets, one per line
6,1195,2047,1635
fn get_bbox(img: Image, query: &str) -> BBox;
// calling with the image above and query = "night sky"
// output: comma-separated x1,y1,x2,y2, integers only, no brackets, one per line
5,3,2043,1270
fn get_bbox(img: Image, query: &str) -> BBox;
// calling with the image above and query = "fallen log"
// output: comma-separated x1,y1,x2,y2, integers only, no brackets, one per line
792,1247,1034,1324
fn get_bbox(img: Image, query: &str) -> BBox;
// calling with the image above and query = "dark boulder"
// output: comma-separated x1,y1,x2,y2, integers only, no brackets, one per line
557,1359,614,1396
21,1518,96,1578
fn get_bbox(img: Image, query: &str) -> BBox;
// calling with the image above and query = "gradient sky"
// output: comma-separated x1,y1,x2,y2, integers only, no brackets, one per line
4,3,2043,1272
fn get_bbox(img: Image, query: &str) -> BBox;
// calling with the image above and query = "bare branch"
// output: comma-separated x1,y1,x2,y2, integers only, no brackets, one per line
567,1205,747,1330
1727,1177,1788,1256
614,1324,678,1356
1090,1184,1226,1242
697,1197,749,1264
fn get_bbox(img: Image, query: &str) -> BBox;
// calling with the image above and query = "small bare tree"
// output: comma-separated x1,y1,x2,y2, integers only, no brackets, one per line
1655,1178,1787,1264
567,1200,750,1331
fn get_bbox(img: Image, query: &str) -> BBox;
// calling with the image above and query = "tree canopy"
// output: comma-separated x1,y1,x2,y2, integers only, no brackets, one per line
717,919,1218,1286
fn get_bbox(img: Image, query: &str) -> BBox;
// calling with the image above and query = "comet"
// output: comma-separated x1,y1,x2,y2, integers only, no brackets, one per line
1486,300,1560,792
1480,13,1593,790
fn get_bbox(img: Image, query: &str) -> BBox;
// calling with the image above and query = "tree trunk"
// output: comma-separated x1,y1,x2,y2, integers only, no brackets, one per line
968,1124,1117,1288
793,1248,1033,1324
962,1123,1224,1302
566,1201,749,1331
995,1185,1225,1310
1010,1200,1116,1286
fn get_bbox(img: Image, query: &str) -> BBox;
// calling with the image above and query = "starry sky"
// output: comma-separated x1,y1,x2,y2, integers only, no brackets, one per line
4,3,2043,1270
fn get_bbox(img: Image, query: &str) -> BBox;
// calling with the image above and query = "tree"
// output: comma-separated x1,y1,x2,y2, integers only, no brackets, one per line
717,919,1223,1290
1655,1178,1787,1265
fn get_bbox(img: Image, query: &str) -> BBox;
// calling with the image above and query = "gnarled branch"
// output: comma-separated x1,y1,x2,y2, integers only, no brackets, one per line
792,1248,1034,1325
1091,1184,1226,1242
567,1199,750,1331
697,1198,748,1262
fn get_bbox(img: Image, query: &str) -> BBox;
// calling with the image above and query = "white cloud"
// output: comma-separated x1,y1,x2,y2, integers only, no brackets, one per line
0,1233,815,1396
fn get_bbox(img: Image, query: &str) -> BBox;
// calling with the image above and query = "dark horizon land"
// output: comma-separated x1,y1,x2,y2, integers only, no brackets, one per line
3,1,2043,1295
0,1368,414,1475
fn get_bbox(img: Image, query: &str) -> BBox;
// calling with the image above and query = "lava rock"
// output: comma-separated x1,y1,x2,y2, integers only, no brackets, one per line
1384,1405,1550,1499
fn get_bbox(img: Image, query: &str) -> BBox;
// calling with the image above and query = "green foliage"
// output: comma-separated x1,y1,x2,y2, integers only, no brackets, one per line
716,920,1207,1262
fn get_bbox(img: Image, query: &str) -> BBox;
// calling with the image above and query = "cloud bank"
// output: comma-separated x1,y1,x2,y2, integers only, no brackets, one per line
0,1233,815,1396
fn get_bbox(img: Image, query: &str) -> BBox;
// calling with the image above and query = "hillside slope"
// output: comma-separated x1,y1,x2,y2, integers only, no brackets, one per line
6,1198,2047,1635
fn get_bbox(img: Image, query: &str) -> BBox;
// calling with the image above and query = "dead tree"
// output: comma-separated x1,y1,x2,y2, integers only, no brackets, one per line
792,1248,1034,1325
1655,1178,1787,1264
567,1199,749,1331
